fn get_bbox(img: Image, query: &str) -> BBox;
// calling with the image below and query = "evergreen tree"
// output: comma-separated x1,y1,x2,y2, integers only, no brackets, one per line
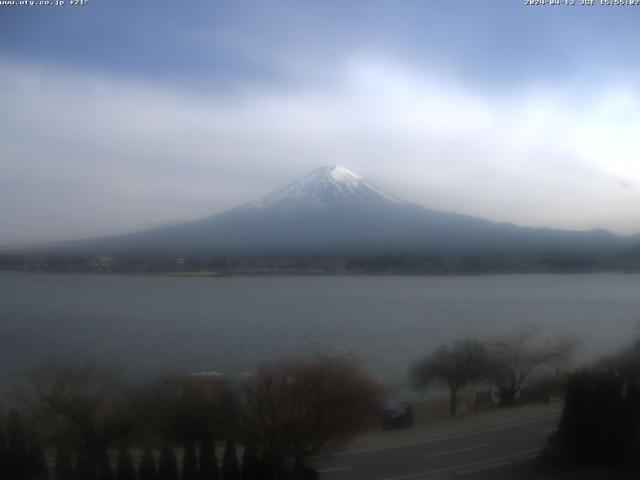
97,451,114,480
76,450,95,480
299,465,319,480
55,449,76,480
182,441,198,480
7,410,29,479
157,443,178,480
240,445,260,480
198,431,219,480
557,369,640,466
221,440,240,480
0,412,7,480
115,448,136,480
259,454,282,480
138,449,157,480
27,428,50,480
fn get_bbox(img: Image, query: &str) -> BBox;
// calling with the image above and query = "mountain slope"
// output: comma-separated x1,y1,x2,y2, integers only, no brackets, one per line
244,165,407,210
44,166,637,256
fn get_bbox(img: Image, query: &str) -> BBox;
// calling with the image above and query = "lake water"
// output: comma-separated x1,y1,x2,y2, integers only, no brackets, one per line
1,272,639,396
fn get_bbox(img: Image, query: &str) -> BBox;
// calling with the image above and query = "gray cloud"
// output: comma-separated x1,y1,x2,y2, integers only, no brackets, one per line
2,57,640,246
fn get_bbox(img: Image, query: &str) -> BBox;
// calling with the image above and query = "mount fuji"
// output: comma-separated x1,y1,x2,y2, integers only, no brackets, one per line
53,165,634,256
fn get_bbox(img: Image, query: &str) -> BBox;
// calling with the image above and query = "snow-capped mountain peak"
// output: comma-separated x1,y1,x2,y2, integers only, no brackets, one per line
325,164,362,184
247,165,406,210
48,165,634,257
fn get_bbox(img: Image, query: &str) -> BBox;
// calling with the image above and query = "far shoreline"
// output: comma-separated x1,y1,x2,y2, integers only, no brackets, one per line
0,269,635,279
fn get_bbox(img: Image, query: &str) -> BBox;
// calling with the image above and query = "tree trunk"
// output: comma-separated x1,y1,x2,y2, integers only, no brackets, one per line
261,452,285,480
450,385,458,416
293,456,303,480
499,386,517,406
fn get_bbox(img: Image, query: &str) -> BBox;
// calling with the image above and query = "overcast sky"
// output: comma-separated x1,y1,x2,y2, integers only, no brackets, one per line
1,0,639,245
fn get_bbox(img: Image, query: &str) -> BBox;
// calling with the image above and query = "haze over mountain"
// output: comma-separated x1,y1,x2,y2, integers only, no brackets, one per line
39,165,635,257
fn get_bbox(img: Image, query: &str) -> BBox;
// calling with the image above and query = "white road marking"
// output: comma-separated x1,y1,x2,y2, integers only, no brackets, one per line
318,466,351,473
424,443,488,458
381,448,542,480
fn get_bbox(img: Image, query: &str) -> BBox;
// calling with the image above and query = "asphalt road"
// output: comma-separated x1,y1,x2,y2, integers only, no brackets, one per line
314,413,560,480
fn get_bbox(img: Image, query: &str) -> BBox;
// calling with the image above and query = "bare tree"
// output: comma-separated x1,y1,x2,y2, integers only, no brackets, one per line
156,374,229,444
23,363,160,473
489,327,579,405
412,340,492,416
239,353,385,479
